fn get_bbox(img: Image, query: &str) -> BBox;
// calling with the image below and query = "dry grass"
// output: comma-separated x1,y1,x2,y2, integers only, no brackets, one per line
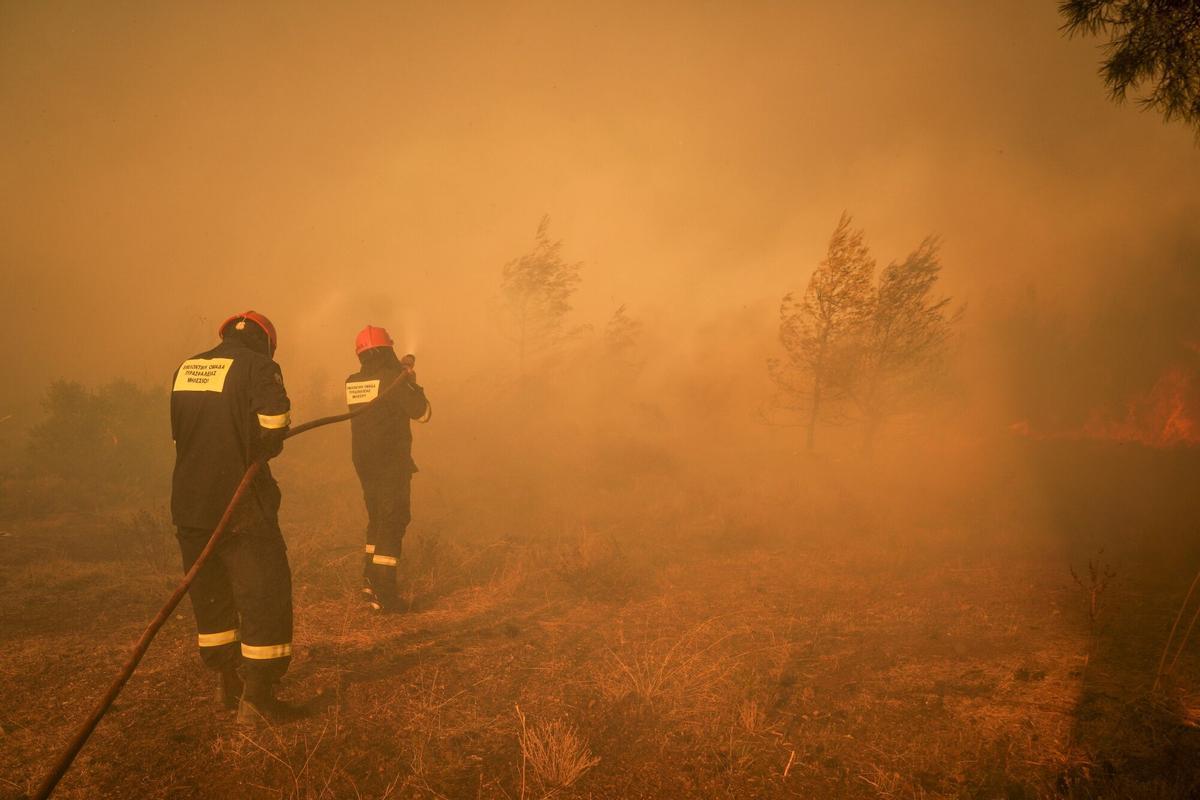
212,722,356,800
516,705,600,797
5,482,1200,799
551,526,637,600
123,507,178,576
737,698,766,734
597,615,741,719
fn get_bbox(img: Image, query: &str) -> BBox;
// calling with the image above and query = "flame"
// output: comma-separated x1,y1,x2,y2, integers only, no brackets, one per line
1011,364,1200,448
1081,368,1198,447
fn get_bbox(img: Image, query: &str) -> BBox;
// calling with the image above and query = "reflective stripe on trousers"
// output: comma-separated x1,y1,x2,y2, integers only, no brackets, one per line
198,629,239,647
241,642,293,660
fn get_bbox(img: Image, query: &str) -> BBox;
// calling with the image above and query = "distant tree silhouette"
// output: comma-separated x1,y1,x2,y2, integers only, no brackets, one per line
500,215,584,375
851,238,960,452
603,304,644,369
769,213,875,451
1059,0,1200,140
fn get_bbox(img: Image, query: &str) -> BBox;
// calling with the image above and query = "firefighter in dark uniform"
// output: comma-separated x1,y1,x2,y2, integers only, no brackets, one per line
345,325,429,612
171,310,301,725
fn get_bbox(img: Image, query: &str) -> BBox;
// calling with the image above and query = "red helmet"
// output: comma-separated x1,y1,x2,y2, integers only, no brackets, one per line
355,325,394,355
219,311,278,355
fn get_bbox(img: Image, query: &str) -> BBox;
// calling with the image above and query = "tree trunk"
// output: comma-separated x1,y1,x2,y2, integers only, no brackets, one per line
859,370,883,455
806,373,822,451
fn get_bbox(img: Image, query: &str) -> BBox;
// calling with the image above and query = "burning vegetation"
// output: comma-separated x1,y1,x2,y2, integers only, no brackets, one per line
1012,358,1200,448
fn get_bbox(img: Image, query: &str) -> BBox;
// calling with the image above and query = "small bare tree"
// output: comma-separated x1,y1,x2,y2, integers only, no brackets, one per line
500,215,584,375
768,213,875,450
851,237,960,451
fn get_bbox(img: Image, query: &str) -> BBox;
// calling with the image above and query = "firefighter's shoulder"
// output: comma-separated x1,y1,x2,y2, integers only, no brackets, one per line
239,348,286,378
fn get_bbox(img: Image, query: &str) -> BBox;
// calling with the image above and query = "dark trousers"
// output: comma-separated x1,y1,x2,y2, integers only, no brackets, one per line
357,464,412,606
177,520,293,694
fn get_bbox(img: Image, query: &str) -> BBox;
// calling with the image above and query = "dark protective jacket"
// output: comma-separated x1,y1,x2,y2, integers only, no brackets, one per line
170,338,291,530
345,351,428,474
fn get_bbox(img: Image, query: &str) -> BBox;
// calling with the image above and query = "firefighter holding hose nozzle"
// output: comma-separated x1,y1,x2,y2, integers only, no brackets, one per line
345,325,429,613
170,311,305,725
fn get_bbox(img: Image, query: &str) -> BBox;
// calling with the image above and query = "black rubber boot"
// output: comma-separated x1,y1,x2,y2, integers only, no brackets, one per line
237,684,307,727
236,671,307,729
216,667,243,710
364,565,399,613
362,583,383,612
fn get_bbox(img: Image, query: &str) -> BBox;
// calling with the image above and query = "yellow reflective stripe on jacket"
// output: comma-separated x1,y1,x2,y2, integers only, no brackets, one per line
241,642,292,660
364,544,376,554
257,411,291,430
198,629,239,647
372,554,398,567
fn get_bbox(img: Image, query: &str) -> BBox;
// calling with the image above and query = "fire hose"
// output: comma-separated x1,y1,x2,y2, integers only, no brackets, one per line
31,379,411,800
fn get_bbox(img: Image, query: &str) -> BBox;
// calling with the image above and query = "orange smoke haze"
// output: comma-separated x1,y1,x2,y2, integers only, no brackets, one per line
2,1,1199,431
0,1,1198,492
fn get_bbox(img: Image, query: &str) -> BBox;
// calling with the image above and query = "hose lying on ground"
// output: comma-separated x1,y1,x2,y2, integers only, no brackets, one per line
32,390,398,800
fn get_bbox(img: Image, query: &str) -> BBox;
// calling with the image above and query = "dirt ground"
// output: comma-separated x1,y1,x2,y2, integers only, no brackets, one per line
3,447,1200,799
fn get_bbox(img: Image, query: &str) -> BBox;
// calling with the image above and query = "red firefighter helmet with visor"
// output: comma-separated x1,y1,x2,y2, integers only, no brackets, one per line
218,311,278,356
355,325,394,355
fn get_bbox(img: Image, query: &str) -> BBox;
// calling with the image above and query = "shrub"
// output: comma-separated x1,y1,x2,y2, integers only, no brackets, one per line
26,379,171,492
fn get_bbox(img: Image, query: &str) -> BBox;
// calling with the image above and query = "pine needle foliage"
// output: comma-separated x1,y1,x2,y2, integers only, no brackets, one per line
1059,0,1200,140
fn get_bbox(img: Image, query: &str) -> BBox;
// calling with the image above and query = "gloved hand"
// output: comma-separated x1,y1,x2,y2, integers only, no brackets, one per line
399,354,417,384
253,428,286,462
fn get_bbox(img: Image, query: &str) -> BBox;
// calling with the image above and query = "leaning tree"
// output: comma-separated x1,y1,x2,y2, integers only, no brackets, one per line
769,213,875,451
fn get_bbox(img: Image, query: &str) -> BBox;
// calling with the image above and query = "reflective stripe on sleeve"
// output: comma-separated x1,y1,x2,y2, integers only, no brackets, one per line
257,411,291,429
241,642,292,660
198,629,239,647
364,544,376,554
372,554,398,567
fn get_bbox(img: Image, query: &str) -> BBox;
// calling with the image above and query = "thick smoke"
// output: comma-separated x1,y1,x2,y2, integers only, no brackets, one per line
1,0,1198,515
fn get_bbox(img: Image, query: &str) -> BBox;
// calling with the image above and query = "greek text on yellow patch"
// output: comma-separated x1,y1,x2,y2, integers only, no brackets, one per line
174,358,234,392
346,379,380,404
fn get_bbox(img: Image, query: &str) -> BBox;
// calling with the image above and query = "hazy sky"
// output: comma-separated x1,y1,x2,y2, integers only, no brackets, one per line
2,0,1198,415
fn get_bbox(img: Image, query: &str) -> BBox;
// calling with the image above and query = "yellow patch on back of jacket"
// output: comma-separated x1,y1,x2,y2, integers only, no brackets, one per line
174,358,234,392
346,379,380,405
